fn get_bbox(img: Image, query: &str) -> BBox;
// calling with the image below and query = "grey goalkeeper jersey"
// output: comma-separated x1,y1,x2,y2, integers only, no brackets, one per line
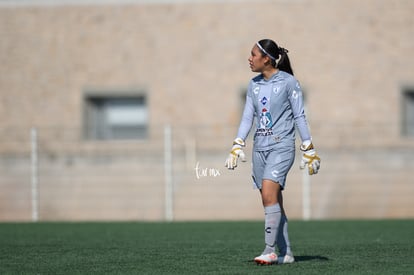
237,70,311,151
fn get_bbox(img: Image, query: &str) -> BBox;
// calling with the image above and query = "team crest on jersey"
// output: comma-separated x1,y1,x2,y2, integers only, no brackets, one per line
260,96,268,105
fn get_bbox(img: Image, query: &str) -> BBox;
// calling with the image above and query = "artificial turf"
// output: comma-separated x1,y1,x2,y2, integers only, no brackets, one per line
0,220,412,274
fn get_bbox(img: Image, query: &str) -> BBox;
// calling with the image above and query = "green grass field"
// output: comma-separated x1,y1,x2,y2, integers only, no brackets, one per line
0,220,413,274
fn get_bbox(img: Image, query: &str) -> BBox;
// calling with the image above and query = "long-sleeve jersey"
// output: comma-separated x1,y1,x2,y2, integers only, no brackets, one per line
237,70,311,151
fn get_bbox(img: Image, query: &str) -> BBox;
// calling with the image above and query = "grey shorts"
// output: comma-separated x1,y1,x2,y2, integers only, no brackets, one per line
251,145,295,190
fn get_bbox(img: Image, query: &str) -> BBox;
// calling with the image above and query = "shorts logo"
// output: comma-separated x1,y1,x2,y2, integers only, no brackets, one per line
271,170,279,177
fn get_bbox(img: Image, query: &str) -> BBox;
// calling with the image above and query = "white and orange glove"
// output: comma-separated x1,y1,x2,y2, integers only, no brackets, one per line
300,140,321,175
225,138,246,170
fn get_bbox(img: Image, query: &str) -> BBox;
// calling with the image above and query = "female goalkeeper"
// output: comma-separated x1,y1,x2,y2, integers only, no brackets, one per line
225,39,321,265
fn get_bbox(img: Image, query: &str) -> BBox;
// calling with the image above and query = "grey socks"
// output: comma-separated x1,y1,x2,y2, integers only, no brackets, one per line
277,214,292,256
263,203,281,254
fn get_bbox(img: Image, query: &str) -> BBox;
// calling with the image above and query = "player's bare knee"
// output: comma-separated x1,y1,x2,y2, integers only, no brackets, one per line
261,193,278,207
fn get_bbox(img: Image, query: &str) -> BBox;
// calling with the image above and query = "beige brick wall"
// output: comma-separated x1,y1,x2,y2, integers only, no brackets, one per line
0,0,413,221
1,1,414,146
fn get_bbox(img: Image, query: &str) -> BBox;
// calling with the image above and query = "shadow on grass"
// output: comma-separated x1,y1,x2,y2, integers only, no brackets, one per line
294,255,329,262
246,255,329,264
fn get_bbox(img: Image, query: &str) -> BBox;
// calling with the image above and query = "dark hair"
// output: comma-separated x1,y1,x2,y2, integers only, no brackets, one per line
257,39,294,76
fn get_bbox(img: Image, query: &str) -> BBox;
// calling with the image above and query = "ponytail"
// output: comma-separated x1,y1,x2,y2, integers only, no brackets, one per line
277,48,294,76
257,39,294,76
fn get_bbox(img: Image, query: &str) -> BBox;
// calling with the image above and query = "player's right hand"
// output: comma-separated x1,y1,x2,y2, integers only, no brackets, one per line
225,138,246,170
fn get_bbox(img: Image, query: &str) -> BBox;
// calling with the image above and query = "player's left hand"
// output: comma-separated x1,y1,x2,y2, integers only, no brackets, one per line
300,140,321,175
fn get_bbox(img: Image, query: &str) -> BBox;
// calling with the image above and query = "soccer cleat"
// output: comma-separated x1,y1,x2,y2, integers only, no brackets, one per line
278,253,295,264
254,252,278,265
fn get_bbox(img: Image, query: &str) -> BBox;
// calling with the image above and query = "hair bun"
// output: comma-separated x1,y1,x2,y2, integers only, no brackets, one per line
279,47,289,54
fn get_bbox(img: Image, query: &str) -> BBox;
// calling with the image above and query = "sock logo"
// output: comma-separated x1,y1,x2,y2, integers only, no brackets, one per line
265,227,271,234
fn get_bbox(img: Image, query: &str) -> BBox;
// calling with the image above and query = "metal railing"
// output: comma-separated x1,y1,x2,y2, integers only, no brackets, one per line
0,125,413,221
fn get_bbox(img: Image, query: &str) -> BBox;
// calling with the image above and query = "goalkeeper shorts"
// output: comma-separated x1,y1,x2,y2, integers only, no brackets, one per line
251,145,295,190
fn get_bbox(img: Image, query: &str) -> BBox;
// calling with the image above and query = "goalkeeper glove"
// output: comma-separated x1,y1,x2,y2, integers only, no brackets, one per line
300,140,321,175
225,138,246,170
